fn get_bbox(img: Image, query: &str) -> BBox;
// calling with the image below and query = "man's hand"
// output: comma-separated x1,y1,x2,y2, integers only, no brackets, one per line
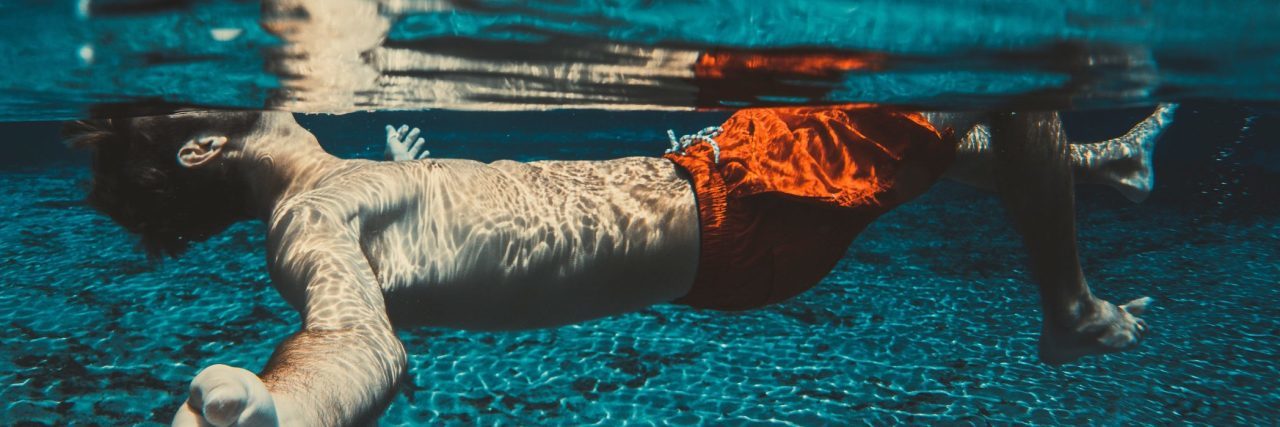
384,124,429,161
172,364,285,427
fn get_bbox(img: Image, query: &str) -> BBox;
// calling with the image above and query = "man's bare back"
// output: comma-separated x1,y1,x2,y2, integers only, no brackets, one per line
66,105,1172,426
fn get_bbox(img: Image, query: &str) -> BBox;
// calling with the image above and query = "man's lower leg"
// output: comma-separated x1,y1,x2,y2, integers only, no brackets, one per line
989,111,1151,365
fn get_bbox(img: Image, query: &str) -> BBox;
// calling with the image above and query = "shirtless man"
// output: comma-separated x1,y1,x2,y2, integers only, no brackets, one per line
64,104,1174,426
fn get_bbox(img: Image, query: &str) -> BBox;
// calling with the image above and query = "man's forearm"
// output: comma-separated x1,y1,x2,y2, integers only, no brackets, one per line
261,325,407,426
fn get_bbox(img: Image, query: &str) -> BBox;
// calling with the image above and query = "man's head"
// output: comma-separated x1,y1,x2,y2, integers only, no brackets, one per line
65,110,266,258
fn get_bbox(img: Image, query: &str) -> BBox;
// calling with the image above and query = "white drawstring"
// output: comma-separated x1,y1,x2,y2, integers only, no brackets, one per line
665,126,724,164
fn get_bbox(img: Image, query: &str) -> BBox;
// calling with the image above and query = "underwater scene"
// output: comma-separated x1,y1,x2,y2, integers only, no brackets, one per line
2,1,1279,426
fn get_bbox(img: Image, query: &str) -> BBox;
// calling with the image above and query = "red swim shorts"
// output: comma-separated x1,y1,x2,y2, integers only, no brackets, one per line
664,105,955,311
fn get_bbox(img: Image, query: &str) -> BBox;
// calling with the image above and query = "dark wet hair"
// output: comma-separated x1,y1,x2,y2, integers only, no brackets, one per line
63,110,264,258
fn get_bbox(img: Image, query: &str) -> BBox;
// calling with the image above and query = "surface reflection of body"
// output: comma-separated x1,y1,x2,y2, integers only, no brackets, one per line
67,104,1173,426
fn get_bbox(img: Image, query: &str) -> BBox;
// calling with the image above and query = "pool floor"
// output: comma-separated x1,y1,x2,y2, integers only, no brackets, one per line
1,166,1276,425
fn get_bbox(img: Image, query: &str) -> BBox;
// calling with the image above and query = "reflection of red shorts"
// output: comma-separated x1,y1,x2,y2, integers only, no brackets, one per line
665,106,956,310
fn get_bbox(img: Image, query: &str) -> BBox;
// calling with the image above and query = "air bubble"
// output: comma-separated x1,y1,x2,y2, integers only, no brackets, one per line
78,44,94,65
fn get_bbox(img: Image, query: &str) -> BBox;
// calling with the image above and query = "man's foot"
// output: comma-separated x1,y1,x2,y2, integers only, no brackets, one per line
1082,103,1177,203
1039,296,1152,365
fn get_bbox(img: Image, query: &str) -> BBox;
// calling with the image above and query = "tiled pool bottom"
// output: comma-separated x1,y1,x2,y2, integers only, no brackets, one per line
1,167,1276,425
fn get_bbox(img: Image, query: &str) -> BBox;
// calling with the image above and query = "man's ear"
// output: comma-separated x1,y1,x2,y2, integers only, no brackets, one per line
176,135,229,168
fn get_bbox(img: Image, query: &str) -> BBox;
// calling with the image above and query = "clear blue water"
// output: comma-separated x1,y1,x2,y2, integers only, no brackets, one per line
1,0,1279,119
1,0,1279,425
1,106,1278,424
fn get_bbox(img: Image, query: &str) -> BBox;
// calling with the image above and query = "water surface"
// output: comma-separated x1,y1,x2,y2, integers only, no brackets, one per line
1,0,1278,120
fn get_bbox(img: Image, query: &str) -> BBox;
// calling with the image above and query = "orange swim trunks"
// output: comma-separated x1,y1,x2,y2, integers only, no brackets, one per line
664,105,956,311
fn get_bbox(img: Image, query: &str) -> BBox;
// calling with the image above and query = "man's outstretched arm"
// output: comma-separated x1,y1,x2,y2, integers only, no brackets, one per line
989,111,1151,365
173,202,407,426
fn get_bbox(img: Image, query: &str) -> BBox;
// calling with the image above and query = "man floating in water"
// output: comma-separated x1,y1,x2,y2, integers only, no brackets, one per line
65,103,1174,426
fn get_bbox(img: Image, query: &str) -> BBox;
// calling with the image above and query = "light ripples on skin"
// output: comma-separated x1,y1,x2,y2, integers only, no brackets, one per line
342,156,700,330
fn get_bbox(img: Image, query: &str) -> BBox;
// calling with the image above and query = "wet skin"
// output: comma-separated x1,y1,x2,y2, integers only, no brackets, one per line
164,107,1173,426
280,156,702,331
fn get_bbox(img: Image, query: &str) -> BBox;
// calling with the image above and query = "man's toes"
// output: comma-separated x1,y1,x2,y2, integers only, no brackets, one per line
1121,319,1147,348
1099,328,1138,350
1120,296,1153,315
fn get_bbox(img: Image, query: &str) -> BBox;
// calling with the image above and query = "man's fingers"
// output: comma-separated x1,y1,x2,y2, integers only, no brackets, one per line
188,365,252,427
408,137,426,155
404,127,421,144
202,384,248,426
386,125,404,145
172,401,212,427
